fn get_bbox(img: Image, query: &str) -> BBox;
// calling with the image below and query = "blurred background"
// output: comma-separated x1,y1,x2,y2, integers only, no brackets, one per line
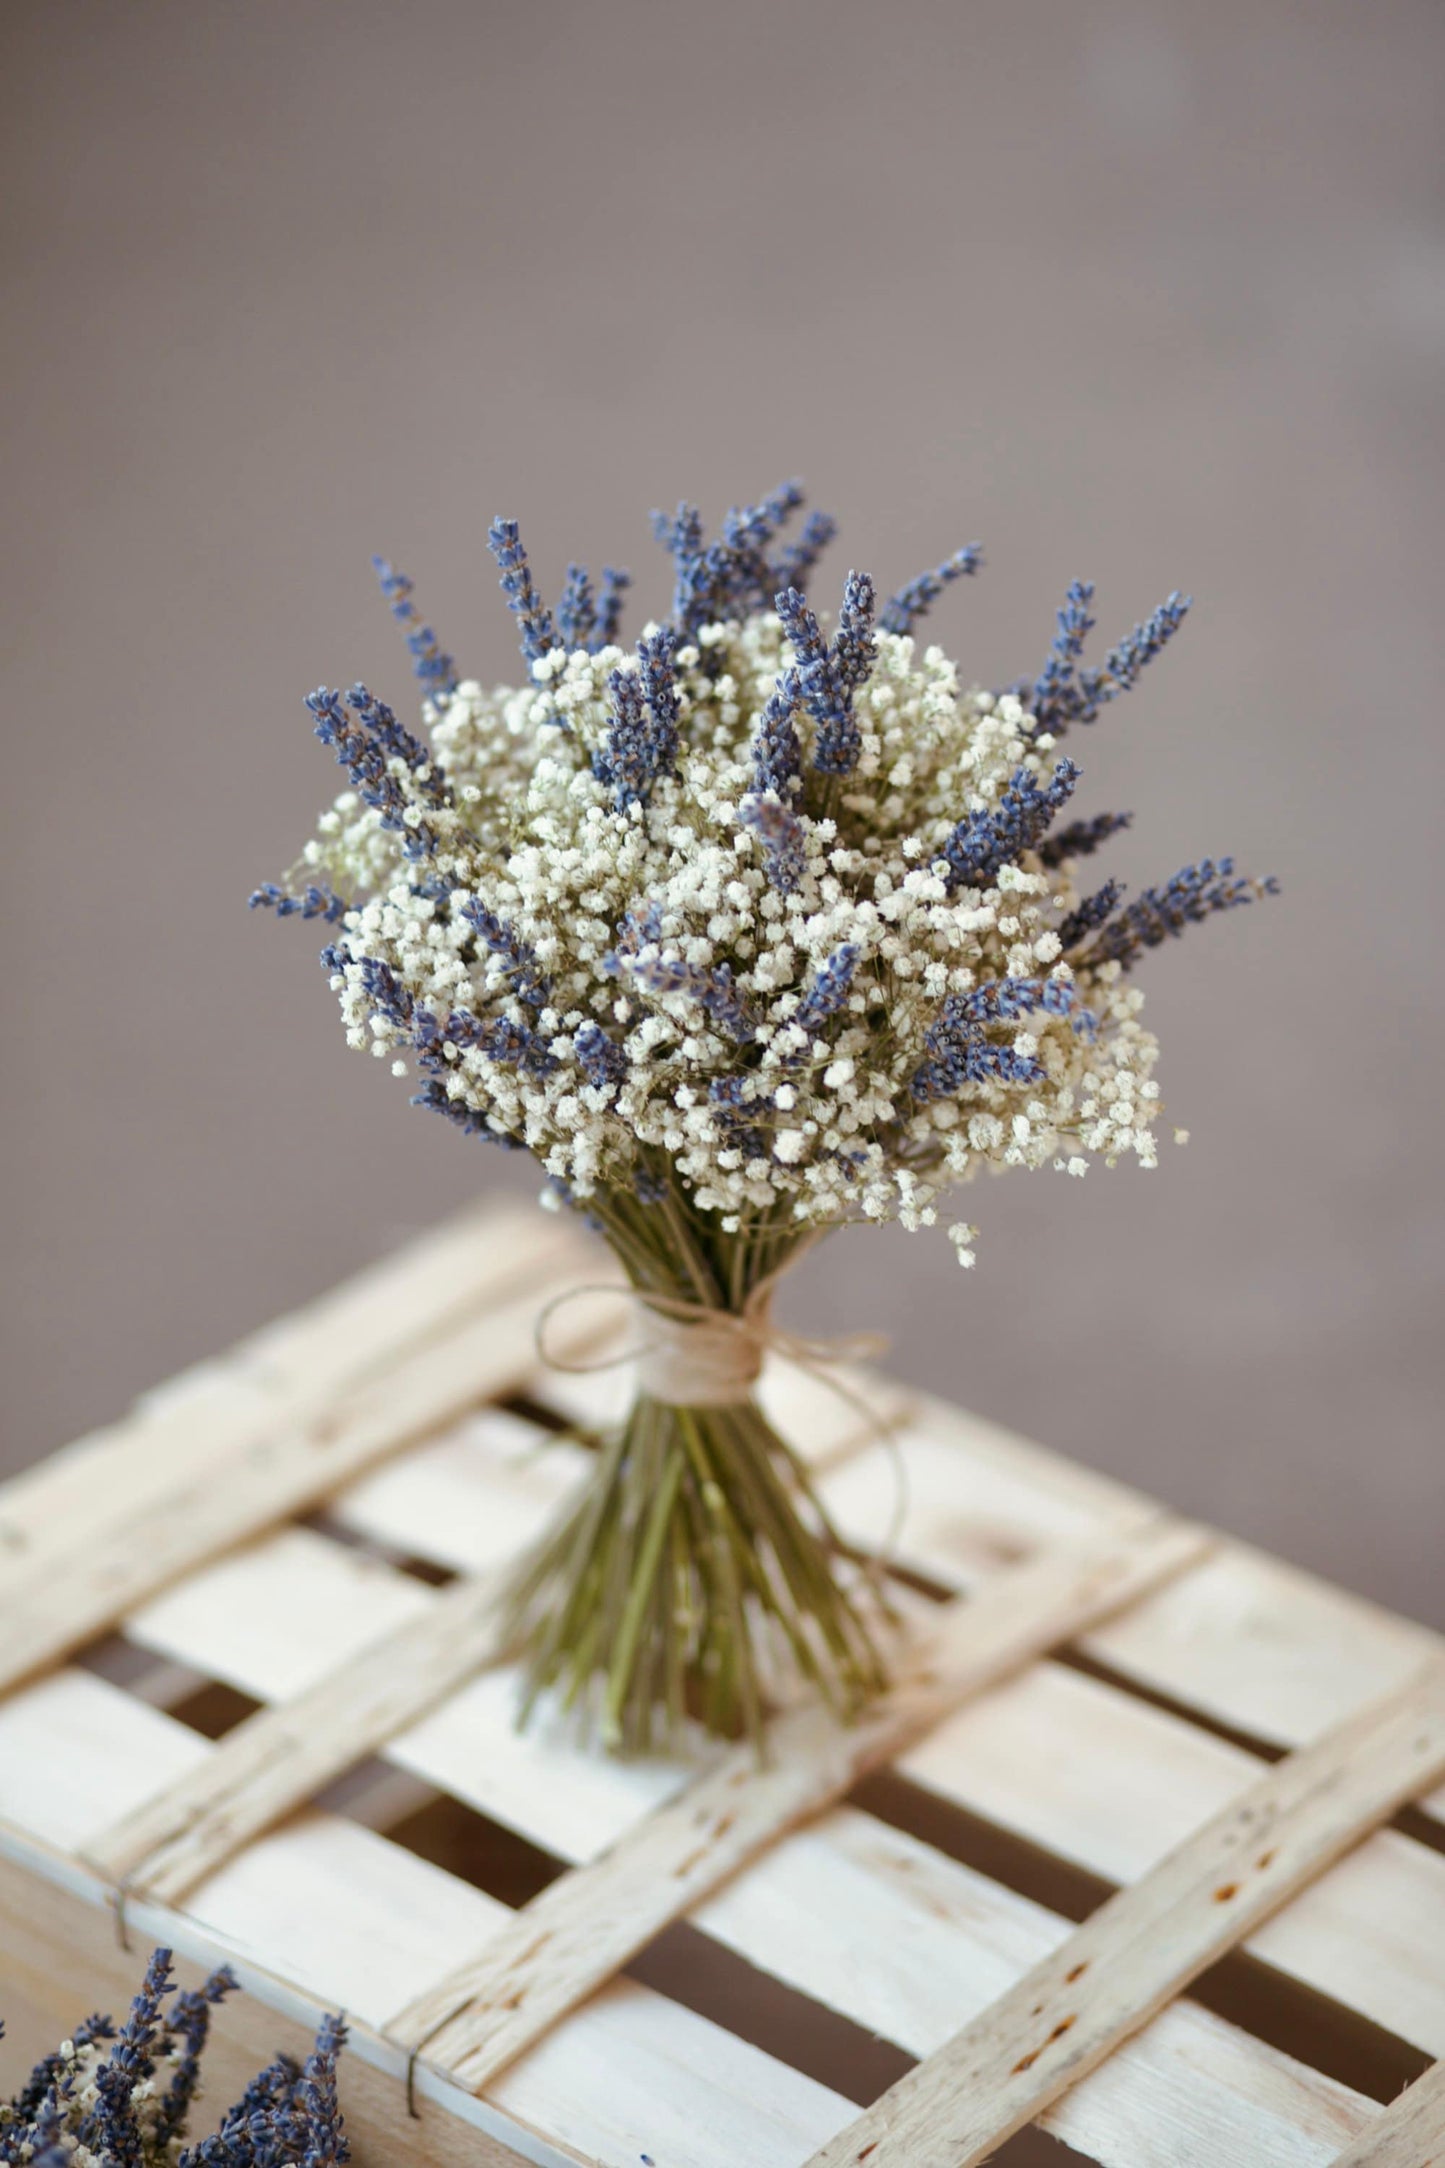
3,0,1441,1644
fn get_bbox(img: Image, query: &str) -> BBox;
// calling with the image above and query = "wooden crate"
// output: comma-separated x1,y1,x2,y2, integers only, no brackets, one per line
1,1197,1442,2168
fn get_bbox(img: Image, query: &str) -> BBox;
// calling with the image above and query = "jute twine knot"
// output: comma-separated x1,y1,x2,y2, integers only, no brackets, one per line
534,1271,888,1409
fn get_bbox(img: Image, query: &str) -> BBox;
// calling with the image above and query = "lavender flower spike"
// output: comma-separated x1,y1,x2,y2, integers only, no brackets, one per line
879,543,984,637
740,791,807,892
593,630,680,810
939,757,1081,892
771,507,837,591
371,556,459,700
1028,582,1190,735
594,565,631,647
775,576,873,776
1037,808,1132,867
1076,857,1278,971
487,516,557,665
555,562,597,650
752,667,805,801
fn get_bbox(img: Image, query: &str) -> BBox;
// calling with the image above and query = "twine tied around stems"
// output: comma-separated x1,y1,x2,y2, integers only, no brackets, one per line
534,1273,887,1408
532,1266,910,1573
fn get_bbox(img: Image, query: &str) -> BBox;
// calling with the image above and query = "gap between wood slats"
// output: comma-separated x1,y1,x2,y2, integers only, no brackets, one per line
1328,2055,1445,2168
387,1517,1211,2086
0,1256,623,1697
371,1765,1287,2168
1,1662,1386,2168
853,1770,1432,2108
101,1454,1445,2094
803,1660,1445,2168
84,1514,1204,1924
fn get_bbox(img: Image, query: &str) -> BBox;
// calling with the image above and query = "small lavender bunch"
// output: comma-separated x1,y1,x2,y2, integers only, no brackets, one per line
0,1949,348,2168
255,481,1275,1749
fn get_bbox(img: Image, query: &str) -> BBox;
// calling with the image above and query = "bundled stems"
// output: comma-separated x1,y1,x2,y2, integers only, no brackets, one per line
503,1177,893,1752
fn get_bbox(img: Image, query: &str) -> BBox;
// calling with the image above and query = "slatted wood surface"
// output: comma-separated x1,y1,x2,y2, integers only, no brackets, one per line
2,1197,1442,2168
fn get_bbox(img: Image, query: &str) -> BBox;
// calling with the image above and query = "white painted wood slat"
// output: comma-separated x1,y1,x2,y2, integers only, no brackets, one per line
804,1661,1445,2168
0,1673,855,2168
389,1517,1211,2084
118,1461,1445,2067
821,1399,1445,1830
0,1265,625,1696
1329,2057,1445,2168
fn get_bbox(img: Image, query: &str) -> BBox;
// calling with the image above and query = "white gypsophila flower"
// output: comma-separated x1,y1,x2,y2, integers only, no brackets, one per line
281,609,1169,1265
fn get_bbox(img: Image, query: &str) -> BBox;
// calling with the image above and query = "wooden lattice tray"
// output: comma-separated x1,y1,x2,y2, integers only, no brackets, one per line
1,1198,1442,2168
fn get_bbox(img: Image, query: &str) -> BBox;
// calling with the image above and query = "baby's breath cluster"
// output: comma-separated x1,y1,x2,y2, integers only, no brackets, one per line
259,484,1273,1267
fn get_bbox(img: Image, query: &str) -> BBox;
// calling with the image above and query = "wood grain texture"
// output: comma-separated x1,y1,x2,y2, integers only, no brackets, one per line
1330,2058,1445,2168
0,1679,856,2168
120,1453,1445,2066
0,1836,538,2168
805,1661,1445,2168
900,1658,1445,2056
6,1205,1442,2168
389,1516,1211,2084
0,1670,1386,2168
84,1565,512,1900
0,1249,622,1695
0,1203,580,1567
690,1806,1377,2168
821,1397,1445,1830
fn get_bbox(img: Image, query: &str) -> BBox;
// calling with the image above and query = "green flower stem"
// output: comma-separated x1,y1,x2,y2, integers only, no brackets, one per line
503,1371,891,1752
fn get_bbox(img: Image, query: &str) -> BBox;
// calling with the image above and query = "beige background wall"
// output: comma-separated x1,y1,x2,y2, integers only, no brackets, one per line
3,0,1441,1632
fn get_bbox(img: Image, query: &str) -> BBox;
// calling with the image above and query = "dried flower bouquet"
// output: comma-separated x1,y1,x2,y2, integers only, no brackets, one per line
255,480,1274,1749
0,1947,347,2168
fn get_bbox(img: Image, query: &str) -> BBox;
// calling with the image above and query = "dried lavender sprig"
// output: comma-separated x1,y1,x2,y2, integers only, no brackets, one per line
487,516,556,665
1038,809,1133,867
594,565,631,647
459,897,551,1006
555,562,597,650
771,507,837,591
1076,858,1279,971
444,1004,559,1076
793,944,860,1036
604,906,759,1042
879,543,984,636
739,791,807,893
775,579,873,776
410,1078,522,1143
939,757,1081,892
152,1971,237,2151
751,667,805,801
1026,577,1096,734
1058,876,1126,951
911,976,1092,1104
305,687,444,859
593,635,680,810
574,1019,628,1089
655,484,811,636
249,881,350,923
84,1948,174,2168
370,557,458,700
1029,583,1191,734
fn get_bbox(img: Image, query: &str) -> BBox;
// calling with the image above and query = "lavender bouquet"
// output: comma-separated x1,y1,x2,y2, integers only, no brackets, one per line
0,1948,347,2168
254,481,1274,1750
